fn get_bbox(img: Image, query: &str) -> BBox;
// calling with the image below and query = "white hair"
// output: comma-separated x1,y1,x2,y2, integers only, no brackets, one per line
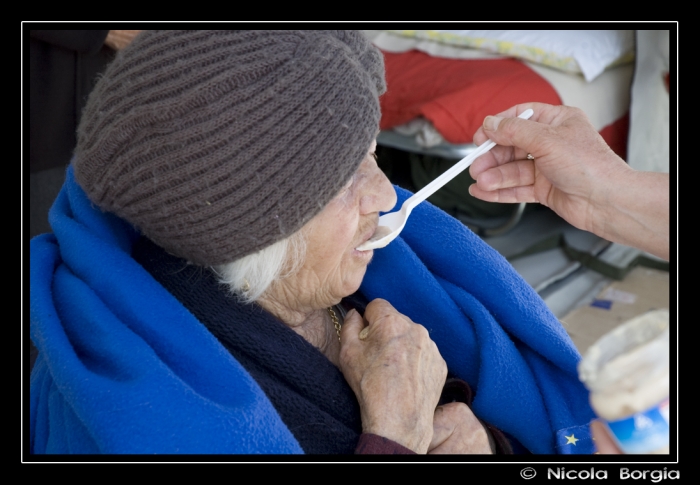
212,230,307,304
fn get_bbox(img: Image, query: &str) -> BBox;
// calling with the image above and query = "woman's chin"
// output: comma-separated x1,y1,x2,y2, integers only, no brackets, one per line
342,265,369,298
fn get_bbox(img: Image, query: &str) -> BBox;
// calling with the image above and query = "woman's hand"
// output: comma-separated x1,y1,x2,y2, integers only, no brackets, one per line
339,299,447,454
469,102,627,235
428,402,494,454
468,102,669,261
104,30,142,51
590,420,623,454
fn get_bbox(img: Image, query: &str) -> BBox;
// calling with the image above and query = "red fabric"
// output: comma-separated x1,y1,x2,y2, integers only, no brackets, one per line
379,49,630,160
379,50,562,144
598,110,629,160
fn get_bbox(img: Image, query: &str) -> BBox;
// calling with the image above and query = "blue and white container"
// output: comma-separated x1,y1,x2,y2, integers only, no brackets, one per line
578,309,670,454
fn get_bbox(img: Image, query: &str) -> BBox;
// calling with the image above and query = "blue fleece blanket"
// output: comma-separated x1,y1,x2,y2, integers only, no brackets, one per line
360,188,596,454
29,165,594,454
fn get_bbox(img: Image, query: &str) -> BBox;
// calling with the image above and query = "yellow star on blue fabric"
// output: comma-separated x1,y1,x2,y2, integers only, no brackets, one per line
555,426,595,454
565,434,579,445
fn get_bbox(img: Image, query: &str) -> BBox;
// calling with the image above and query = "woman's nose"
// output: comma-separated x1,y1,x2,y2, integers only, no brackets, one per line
360,166,397,215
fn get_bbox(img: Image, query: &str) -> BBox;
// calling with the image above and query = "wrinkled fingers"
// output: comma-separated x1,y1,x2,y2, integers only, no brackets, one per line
338,298,447,453
429,402,493,454
472,159,536,192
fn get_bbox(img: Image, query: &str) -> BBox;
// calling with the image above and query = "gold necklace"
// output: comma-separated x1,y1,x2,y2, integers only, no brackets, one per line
327,306,341,342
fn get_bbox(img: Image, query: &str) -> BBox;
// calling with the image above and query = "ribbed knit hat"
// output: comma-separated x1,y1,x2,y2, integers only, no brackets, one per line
73,30,386,266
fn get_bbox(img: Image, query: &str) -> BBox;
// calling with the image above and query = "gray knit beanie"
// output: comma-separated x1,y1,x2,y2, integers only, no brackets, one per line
73,30,386,266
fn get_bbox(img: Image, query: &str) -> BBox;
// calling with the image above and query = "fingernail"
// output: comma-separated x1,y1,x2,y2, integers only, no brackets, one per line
468,184,474,196
483,116,503,131
358,326,370,340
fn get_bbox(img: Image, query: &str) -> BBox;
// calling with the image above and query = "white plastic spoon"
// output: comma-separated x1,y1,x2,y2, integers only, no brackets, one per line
356,108,534,251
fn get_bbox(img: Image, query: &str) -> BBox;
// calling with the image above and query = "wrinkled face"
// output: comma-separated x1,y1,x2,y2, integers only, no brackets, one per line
280,140,397,312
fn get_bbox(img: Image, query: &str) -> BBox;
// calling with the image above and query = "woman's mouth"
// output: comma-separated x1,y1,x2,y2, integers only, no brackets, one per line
355,223,379,252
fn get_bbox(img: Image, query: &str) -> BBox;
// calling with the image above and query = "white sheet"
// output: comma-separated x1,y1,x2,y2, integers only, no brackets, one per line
627,30,670,173
379,30,634,82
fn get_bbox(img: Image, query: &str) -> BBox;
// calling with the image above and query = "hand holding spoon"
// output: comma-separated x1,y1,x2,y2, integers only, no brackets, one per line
356,109,534,251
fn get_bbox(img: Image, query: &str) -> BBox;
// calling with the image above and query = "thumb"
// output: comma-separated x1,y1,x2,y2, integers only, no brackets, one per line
482,115,540,155
590,419,623,454
340,308,364,340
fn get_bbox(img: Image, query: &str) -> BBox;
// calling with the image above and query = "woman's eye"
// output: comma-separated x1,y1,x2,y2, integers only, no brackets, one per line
371,152,378,162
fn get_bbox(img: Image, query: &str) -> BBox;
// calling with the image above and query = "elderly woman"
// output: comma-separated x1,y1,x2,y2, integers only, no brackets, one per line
29,30,596,455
